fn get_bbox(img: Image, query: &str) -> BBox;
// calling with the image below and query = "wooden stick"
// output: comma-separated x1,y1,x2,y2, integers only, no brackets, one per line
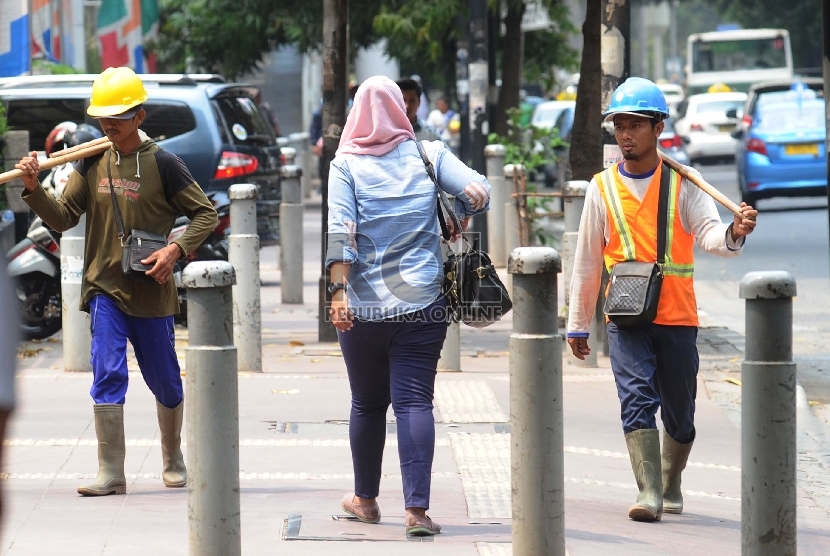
0,142,111,186
658,149,743,217
49,136,110,158
511,192,563,198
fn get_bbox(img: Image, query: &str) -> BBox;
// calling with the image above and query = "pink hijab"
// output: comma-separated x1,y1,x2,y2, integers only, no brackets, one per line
336,75,416,156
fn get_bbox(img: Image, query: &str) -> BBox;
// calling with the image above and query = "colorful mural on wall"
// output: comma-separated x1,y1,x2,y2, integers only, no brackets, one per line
0,0,159,77
96,0,159,73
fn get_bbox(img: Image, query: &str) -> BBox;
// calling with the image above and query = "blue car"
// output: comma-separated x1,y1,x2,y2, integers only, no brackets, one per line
736,88,826,206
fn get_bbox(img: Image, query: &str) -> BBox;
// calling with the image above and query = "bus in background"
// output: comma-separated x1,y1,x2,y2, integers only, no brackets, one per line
686,29,793,95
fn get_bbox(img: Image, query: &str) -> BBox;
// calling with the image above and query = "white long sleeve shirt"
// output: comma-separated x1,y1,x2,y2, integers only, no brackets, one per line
567,165,744,336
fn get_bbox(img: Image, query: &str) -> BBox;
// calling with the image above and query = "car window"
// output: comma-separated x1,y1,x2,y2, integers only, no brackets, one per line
756,89,818,108
533,106,566,128
755,100,825,131
141,101,198,141
212,96,276,146
661,118,677,134
2,98,86,151
554,108,574,140
695,100,745,114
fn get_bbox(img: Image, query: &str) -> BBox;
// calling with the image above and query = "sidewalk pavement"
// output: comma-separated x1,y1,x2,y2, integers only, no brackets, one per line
3,204,830,555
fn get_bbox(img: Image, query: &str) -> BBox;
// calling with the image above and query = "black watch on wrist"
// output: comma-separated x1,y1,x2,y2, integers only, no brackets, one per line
327,282,347,294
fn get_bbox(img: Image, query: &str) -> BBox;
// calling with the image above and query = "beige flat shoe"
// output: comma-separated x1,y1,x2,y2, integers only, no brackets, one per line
405,514,441,536
341,493,381,524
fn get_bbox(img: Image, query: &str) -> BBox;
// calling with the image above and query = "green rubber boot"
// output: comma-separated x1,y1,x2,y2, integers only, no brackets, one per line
156,399,187,488
662,431,693,514
77,404,127,496
625,429,663,522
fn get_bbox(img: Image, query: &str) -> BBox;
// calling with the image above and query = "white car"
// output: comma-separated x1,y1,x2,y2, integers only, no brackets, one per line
531,100,576,130
674,92,747,163
657,83,685,118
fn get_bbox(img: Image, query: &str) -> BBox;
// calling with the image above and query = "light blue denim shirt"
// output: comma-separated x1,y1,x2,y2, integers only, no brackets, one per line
326,139,490,321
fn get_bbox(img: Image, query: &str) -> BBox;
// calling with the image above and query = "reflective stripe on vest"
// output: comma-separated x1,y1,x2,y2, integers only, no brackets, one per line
595,163,698,326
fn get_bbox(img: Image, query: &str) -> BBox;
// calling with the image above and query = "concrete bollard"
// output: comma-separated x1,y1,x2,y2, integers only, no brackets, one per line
508,247,565,556
288,132,313,198
182,261,241,556
485,145,507,267
60,216,91,372
281,146,297,166
740,271,797,556
561,181,597,367
280,165,304,304
229,183,257,236
438,322,461,372
229,184,261,373
503,164,525,294
438,238,463,372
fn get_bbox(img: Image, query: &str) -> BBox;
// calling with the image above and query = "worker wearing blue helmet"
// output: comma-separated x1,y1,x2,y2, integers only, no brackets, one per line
567,77,758,522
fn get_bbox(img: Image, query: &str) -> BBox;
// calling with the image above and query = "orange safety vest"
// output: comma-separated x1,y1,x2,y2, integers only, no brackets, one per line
595,163,698,326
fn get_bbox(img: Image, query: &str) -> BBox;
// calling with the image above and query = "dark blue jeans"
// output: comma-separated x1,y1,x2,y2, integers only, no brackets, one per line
337,299,449,509
607,322,698,444
89,294,183,408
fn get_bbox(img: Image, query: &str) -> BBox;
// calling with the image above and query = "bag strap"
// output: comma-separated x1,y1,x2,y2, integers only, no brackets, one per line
656,162,671,265
415,141,462,242
107,153,129,246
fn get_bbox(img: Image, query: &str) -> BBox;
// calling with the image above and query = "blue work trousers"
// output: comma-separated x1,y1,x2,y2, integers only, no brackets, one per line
337,299,448,509
89,294,183,408
607,321,698,444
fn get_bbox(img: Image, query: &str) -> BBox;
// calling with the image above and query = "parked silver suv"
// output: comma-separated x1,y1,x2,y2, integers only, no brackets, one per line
0,74,282,244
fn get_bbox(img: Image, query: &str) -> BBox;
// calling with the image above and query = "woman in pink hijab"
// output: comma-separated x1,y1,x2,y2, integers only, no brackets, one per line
325,75,491,536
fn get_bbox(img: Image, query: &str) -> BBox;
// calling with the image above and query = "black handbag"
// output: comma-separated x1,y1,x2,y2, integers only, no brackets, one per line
602,162,671,328
416,141,512,328
108,154,168,282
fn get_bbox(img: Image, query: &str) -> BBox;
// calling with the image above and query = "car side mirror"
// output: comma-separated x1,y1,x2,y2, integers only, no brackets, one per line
731,129,744,140
681,136,691,145
725,108,737,119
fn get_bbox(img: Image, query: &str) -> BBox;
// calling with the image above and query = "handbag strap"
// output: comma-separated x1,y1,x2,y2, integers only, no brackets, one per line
656,162,671,265
107,153,128,246
415,141,462,242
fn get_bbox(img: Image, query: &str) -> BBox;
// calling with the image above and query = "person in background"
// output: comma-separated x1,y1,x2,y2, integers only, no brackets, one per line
396,78,441,142
255,90,282,137
411,74,430,121
426,96,457,138
309,99,324,180
327,75,490,536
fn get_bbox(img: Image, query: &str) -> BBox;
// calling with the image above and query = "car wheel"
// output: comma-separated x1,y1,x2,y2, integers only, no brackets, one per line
740,189,758,207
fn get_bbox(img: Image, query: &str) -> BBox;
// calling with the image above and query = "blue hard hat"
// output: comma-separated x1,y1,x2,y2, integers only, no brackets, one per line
603,77,669,122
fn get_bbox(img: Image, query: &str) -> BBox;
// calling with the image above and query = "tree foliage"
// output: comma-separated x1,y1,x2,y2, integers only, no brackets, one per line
155,0,578,109
708,0,821,68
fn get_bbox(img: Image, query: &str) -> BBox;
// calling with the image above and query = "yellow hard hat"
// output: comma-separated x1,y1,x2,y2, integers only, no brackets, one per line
87,67,149,118
707,82,732,94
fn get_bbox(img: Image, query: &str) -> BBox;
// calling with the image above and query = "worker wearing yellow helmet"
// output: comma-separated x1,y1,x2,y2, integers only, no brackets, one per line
707,83,733,94
15,66,218,498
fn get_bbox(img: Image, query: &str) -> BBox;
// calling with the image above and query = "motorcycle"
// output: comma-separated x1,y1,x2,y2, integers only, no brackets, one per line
170,191,231,326
6,216,63,340
7,190,231,338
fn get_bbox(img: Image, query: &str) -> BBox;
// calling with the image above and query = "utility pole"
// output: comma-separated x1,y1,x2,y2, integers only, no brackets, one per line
601,0,631,164
468,0,489,251
318,0,348,343
824,0,830,268
456,15,470,168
